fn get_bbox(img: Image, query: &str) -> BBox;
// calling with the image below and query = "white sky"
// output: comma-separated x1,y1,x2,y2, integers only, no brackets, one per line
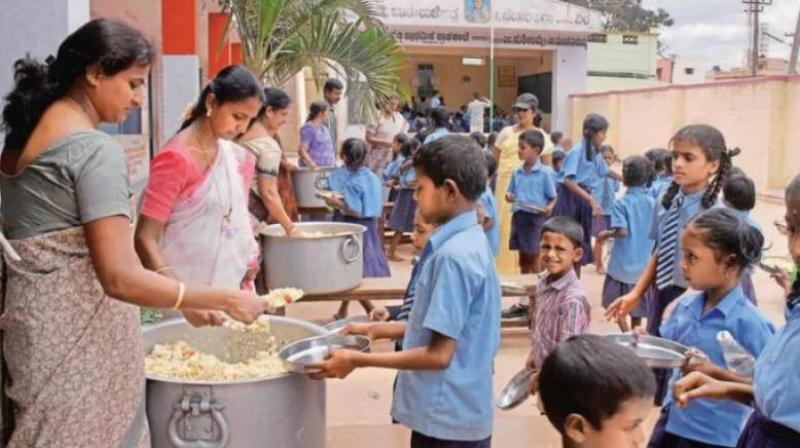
641,0,799,69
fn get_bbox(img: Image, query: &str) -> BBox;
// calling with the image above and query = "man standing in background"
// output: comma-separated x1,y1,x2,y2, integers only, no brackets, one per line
468,91,490,133
323,78,344,150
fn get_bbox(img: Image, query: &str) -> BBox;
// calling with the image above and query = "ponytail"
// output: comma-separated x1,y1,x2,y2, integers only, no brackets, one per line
702,147,740,209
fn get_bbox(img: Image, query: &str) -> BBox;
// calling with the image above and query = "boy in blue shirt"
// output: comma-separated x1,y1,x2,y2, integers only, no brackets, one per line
596,155,654,331
722,173,760,304
314,135,501,447
477,150,499,257
505,129,557,274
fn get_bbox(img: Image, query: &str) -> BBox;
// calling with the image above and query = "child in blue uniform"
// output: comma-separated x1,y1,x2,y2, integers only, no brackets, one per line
606,124,739,402
596,155,654,331
561,114,619,269
673,173,800,448
649,207,775,448
592,144,621,274
385,134,420,261
506,129,557,274
538,335,657,448
325,138,391,318
646,147,674,200
722,173,759,304
477,150,500,257
315,135,500,448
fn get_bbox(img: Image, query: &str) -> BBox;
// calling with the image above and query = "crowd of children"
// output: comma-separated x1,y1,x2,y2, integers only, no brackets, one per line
310,107,800,448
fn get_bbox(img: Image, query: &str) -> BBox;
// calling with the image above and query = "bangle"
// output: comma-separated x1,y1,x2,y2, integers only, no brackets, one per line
155,265,173,274
172,282,186,309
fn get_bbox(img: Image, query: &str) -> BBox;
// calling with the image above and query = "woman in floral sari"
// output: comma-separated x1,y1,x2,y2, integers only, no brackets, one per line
0,20,264,447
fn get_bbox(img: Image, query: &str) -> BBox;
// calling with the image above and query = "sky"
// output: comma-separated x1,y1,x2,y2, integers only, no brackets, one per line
641,0,799,69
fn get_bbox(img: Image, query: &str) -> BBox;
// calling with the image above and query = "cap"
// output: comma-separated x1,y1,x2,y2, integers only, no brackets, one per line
513,93,539,110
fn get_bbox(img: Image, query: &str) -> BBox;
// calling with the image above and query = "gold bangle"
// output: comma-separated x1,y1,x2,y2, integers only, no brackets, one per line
172,282,186,310
155,265,173,274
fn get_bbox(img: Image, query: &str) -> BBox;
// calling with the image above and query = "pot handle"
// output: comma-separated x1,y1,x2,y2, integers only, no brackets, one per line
168,395,230,448
314,172,330,190
341,235,361,264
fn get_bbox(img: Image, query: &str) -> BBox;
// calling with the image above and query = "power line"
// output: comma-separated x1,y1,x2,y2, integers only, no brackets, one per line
742,0,773,76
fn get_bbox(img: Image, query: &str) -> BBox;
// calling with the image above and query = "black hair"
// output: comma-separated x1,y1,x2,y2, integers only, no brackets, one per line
688,207,764,271
600,144,616,157
431,107,451,129
644,147,672,176
2,18,155,152
341,138,368,171
181,65,264,131
484,150,498,179
394,133,414,158
622,155,653,188
723,175,756,212
661,124,740,210
518,129,545,153
541,216,584,249
551,149,566,166
534,113,543,128
540,334,656,432
551,131,564,146
581,113,609,162
324,78,343,92
415,127,432,145
786,174,800,305
305,100,329,123
255,86,291,120
413,135,486,201
788,173,800,201
469,131,487,149
487,132,498,149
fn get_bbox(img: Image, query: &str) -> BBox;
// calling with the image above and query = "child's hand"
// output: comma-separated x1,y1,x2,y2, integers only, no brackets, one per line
525,351,536,371
370,308,391,322
682,355,716,377
605,293,639,322
310,349,357,379
505,192,515,203
544,204,555,217
340,322,373,337
528,371,540,396
673,372,729,408
590,199,604,217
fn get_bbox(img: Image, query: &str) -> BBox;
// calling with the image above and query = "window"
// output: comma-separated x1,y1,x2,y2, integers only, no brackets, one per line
684,67,695,75
622,35,638,45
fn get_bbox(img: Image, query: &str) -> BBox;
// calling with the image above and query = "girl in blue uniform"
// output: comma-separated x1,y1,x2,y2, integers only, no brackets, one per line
606,124,739,401
673,173,800,448
592,144,620,274
646,147,675,200
326,138,391,318
384,134,419,261
648,207,775,448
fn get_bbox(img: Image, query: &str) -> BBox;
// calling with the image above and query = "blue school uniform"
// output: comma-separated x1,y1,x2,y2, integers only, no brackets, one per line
607,187,655,285
599,175,620,214
385,155,417,232
392,210,501,441
650,175,674,200
478,187,500,256
424,127,450,144
562,140,609,200
507,162,557,212
751,299,800,436
658,286,775,447
330,166,390,277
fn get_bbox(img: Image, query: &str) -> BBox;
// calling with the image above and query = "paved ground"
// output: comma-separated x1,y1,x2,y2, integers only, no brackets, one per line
285,198,791,448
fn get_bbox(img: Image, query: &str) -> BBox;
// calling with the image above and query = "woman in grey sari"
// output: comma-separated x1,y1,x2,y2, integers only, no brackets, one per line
0,19,265,447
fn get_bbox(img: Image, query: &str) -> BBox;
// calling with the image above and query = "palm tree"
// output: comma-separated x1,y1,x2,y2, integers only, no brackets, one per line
218,0,408,118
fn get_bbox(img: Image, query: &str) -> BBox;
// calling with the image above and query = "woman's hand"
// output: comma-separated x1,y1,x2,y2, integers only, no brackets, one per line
223,290,266,324
183,310,226,327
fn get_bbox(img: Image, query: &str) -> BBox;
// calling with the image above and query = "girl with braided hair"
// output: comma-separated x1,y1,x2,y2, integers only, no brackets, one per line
606,124,739,402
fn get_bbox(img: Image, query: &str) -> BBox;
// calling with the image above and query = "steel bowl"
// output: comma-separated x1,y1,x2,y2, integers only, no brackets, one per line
279,334,371,374
496,368,535,410
604,333,696,369
323,315,371,333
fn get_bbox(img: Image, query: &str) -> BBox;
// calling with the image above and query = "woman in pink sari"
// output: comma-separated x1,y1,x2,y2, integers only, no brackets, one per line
135,65,267,326
0,20,264,447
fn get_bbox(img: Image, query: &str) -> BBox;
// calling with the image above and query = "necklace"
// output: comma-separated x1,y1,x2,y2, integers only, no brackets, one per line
194,122,233,222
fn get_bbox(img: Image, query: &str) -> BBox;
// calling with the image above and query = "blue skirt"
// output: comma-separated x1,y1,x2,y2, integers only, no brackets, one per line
335,212,391,278
553,183,575,218
591,215,611,236
602,275,647,318
563,184,594,266
388,189,416,232
736,410,800,448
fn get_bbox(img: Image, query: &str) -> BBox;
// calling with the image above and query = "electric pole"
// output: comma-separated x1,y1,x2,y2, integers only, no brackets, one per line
743,0,772,77
790,6,800,74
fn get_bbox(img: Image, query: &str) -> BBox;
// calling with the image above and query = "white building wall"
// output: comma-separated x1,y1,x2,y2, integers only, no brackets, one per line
553,45,587,136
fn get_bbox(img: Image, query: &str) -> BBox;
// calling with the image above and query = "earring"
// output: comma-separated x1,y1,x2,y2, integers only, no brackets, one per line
206,108,213,117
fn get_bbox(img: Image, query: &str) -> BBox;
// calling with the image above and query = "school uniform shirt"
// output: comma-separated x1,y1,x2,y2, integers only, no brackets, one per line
661,286,776,447
650,175,674,200
507,162,557,212
607,187,656,285
383,155,416,188
649,189,718,289
598,175,620,215
531,269,591,369
423,127,450,145
562,140,609,196
478,186,500,256
753,299,800,433
331,166,384,218
392,210,501,441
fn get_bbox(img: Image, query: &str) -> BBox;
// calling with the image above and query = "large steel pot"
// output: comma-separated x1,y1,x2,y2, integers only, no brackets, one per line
261,222,365,294
143,316,328,448
291,167,336,208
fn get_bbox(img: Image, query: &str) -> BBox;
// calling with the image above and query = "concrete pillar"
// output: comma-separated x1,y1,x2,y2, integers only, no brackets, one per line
552,45,588,137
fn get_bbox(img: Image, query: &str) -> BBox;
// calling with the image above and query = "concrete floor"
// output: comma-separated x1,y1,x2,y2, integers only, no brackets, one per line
286,198,792,448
